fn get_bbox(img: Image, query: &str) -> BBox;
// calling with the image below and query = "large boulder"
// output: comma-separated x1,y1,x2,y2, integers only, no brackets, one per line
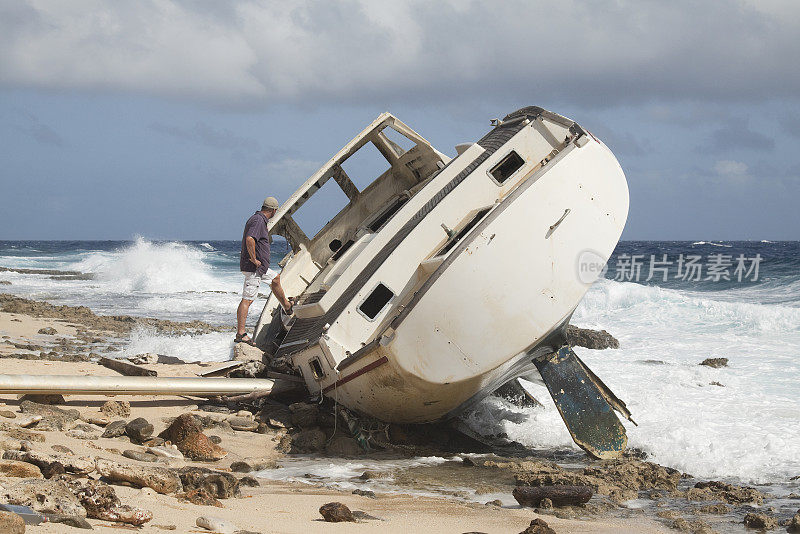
125,417,154,443
319,502,355,522
0,511,25,534
101,419,128,438
688,480,764,505
176,466,239,499
158,414,227,461
743,512,777,530
325,435,362,457
232,342,264,362
19,401,79,431
229,457,277,473
520,518,556,534
288,402,319,428
565,325,619,350
289,428,326,453
3,478,86,517
95,458,182,494
0,459,43,478
788,510,800,533
3,449,94,475
700,358,728,368
101,400,131,418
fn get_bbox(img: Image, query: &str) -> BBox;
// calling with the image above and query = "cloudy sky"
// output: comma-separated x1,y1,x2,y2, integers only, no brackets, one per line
1,0,799,240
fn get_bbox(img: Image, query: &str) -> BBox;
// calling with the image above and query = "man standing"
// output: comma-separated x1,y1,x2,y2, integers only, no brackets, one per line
236,196,293,345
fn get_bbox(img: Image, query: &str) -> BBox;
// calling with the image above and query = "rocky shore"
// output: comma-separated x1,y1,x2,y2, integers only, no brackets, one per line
0,293,797,533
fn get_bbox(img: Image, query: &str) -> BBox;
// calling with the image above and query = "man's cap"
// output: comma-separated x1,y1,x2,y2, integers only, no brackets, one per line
262,196,279,210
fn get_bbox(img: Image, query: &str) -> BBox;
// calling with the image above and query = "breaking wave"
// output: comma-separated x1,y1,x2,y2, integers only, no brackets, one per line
118,326,234,363
466,278,800,483
70,237,232,294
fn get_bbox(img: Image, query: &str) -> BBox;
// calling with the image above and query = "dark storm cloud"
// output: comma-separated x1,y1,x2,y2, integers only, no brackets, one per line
1,1,799,108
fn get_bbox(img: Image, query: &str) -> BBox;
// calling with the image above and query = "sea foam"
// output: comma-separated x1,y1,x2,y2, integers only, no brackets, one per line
71,237,232,294
465,279,800,483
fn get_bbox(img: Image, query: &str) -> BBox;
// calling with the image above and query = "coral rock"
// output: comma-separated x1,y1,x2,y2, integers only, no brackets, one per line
319,502,355,522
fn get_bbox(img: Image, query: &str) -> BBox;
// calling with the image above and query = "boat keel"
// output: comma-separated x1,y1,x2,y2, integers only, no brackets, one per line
533,345,632,459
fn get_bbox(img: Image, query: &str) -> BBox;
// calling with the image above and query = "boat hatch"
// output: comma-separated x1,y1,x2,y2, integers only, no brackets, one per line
358,282,395,320
489,150,525,184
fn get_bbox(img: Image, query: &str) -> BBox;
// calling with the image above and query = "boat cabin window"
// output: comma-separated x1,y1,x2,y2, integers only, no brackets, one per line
381,126,416,155
331,238,356,260
341,141,391,191
489,150,525,184
435,207,492,257
358,282,394,320
290,177,351,238
365,195,409,232
309,358,325,380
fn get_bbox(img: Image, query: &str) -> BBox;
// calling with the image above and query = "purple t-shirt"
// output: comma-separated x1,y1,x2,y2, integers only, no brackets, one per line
240,211,271,275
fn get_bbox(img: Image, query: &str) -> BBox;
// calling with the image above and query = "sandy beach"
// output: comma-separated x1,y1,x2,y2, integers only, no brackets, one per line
0,297,681,533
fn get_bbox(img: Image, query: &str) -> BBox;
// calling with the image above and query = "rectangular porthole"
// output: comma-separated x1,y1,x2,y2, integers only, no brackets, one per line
358,283,394,320
309,358,325,380
489,150,525,184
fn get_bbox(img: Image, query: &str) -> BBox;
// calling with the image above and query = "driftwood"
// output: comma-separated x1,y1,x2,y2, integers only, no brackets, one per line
98,357,157,377
512,485,593,507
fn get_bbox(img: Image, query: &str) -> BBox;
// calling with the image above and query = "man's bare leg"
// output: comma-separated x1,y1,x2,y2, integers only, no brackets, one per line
270,274,292,311
237,299,253,336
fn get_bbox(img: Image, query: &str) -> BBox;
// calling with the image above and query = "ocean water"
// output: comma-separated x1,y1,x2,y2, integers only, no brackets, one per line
0,238,798,486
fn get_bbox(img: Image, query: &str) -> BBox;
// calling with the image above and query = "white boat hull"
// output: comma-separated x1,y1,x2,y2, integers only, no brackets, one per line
257,107,629,426
317,137,628,422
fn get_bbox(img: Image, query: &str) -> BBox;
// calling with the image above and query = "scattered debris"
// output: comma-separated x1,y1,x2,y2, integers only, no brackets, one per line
71,479,153,526
196,515,239,533
122,449,160,463
99,356,157,377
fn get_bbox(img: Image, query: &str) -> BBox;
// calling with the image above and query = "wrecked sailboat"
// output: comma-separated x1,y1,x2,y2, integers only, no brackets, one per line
254,106,633,458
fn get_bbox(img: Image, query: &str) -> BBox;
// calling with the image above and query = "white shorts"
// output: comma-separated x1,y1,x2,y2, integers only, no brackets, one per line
241,269,278,300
